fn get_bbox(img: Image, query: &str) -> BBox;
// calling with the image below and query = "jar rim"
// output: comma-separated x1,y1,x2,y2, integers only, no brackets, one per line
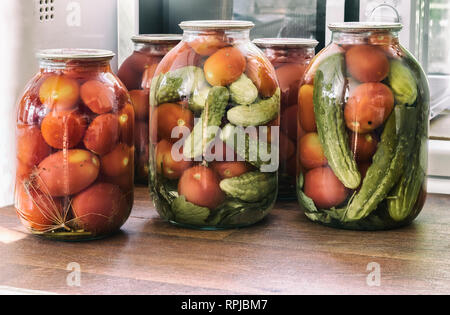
328,22,403,32
36,48,115,60
179,20,254,31
131,34,183,44
253,38,319,48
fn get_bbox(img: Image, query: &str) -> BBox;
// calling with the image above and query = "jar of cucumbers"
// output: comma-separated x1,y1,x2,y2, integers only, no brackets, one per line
296,23,429,230
149,21,280,229
254,38,318,200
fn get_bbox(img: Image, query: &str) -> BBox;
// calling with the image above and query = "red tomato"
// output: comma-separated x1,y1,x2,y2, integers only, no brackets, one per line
129,89,149,121
349,131,378,162
299,133,327,169
117,66,141,91
134,121,149,154
276,63,306,106
40,110,87,149
72,183,129,235
36,150,100,197
245,54,278,97
15,184,63,231
344,82,394,133
80,80,115,114
188,32,229,56
279,132,295,162
150,103,194,143
155,139,192,180
157,42,202,74
298,84,316,132
178,165,225,209
16,160,34,182
211,161,252,179
285,154,299,178
141,63,159,90
39,75,80,111
118,103,135,146
368,32,405,58
123,51,152,74
346,45,390,83
100,143,133,177
16,125,52,167
100,171,134,194
281,105,298,142
204,47,246,86
304,167,348,208
83,113,120,155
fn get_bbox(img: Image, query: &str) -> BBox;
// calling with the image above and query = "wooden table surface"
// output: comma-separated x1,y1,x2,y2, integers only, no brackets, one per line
0,187,449,295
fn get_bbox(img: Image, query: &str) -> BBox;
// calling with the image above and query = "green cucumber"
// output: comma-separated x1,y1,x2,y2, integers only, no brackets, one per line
183,86,229,159
313,54,360,189
155,66,207,105
171,196,210,225
189,86,211,112
343,105,417,222
229,74,259,105
388,98,426,221
227,88,280,126
220,123,274,169
388,59,418,106
219,171,277,202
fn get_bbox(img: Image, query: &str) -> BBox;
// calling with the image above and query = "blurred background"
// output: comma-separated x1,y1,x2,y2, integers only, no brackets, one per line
1,0,449,206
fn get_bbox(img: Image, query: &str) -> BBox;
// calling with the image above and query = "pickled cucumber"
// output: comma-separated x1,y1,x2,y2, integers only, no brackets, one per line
183,86,229,159
313,54,361,189
155,66,207,104
227,88,280,127
343,105,417,222
219,171,277,202
229,74,259,105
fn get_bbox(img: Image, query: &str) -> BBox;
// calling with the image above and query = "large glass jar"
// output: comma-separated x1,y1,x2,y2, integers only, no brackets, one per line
149,21,280,229
118,34,181,184
15,49,134,240
253,38,318,200
296,23,429,230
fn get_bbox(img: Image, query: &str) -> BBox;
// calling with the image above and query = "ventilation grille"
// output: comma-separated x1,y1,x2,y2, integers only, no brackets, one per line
39,0,55,22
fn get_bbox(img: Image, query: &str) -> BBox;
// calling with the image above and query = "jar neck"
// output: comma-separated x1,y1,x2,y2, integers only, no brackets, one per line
39,59,112,72
133,42,176,56
331,30,399,45
183,29,251,44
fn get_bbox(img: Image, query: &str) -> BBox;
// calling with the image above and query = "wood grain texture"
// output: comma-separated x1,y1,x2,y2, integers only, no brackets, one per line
0,187,449,295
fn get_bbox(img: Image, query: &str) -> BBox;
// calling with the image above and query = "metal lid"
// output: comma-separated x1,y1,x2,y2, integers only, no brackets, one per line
131,34,182,44
179,20,254,31
328,22,403,32
253,38,319,48
36,48,115,60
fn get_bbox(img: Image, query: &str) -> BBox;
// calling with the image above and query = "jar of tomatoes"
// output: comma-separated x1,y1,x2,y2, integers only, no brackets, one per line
149,21,280,229
296,23,429,230
118,34,181,184
253,38,318,200
15,49,134,240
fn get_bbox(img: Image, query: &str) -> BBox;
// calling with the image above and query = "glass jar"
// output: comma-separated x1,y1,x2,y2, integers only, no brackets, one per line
118,34,181,184
253,38,318,200
15,49,134,240
149,20,280,229
296,23,429,230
